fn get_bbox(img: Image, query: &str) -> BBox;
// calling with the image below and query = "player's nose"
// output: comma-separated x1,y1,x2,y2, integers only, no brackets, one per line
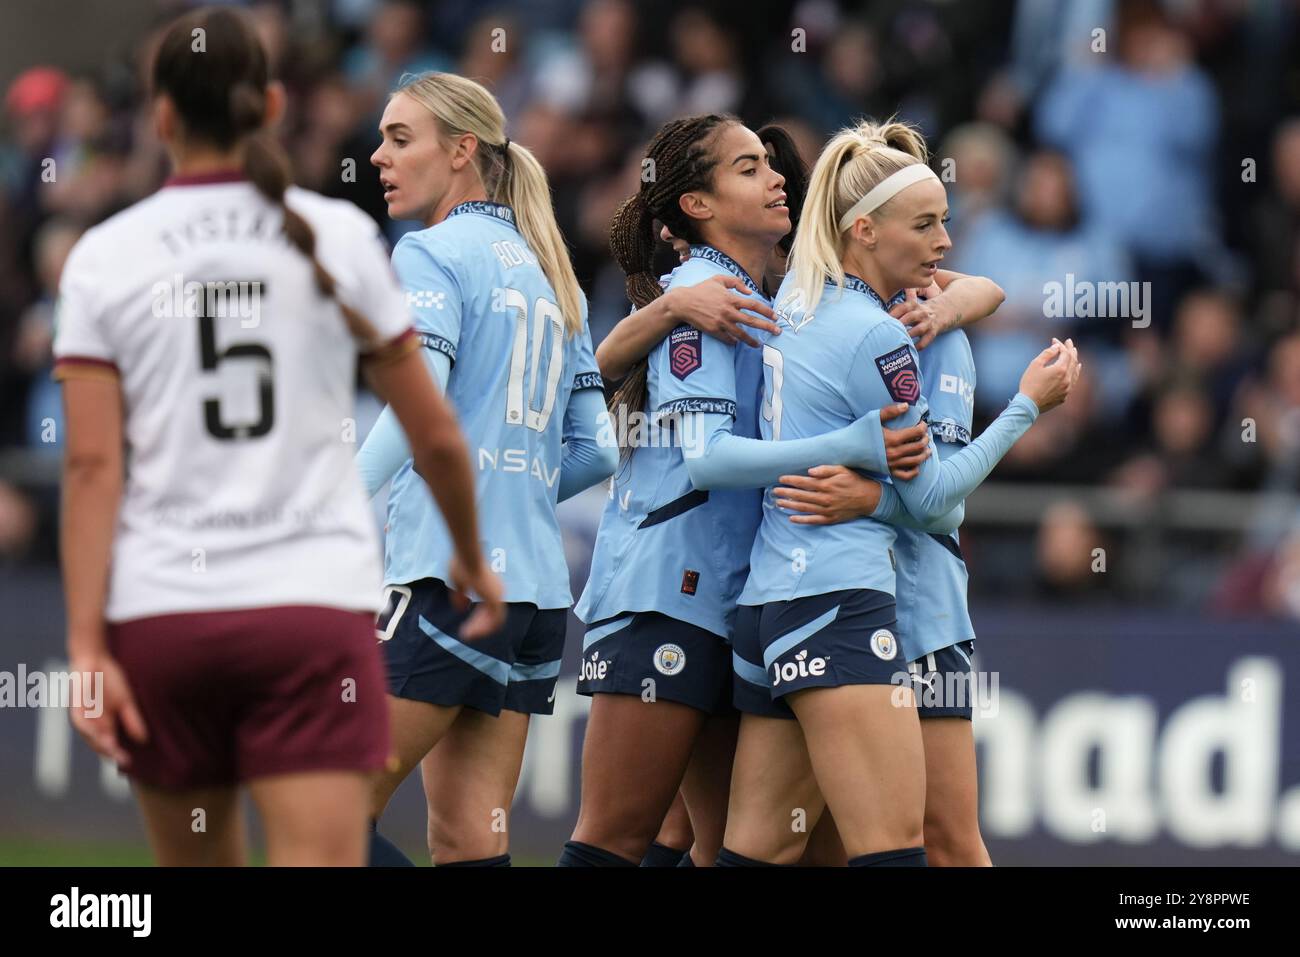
370,144,386,168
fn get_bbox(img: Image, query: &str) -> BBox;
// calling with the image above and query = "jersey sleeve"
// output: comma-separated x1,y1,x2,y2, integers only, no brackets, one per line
651,324,738,422
570,299,604,393
390,232,463,367
51,235,118,381
921,341,975,447
845,322,931,430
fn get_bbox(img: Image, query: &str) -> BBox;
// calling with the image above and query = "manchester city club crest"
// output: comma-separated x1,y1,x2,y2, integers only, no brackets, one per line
653,643,686,676
870,628,897,661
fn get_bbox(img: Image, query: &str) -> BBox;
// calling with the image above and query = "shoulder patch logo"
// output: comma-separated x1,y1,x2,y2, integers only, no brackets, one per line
874,346,920,403
669,325,702,379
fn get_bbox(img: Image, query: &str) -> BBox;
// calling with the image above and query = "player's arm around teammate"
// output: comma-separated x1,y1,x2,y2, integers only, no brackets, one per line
719,119,1066,867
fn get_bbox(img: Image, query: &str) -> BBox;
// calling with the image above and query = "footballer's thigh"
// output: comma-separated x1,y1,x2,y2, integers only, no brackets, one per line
911,640,989,865
373,578,529,814
421,707,531,864
251,769,371,866
372,695,461,814
788,683,926,858
571,611,732,861
134,783,245,867
723,713,826,864
572,692,707,862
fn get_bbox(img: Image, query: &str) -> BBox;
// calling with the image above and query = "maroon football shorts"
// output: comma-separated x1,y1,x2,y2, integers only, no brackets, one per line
107,605,388,790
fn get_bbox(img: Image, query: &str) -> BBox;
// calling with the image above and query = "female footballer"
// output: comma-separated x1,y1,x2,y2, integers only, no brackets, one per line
56,7,498,866
357,72,618,866
719,119,1079,866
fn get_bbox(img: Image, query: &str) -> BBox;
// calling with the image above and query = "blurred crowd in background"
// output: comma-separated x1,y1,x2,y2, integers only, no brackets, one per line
2,0,1300,615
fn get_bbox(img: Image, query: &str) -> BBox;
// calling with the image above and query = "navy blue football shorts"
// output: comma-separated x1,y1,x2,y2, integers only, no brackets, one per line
378,579,566,716
733,589,902,719
907,640,977,720
577,611,733,714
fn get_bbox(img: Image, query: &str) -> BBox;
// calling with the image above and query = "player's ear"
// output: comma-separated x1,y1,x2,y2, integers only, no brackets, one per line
850,215,877,251
450,132,478,172
679,190,713,225
262,82,286,130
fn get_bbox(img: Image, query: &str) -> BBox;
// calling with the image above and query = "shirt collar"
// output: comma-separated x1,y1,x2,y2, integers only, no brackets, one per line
688,245,763,297
163,170,247,188
840,273,907,311
446,201,517,231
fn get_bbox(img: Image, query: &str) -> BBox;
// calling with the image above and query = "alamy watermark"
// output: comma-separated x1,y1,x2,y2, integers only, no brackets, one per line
890,665,999,718
0,665,102,719
151,274,263,329
1043,273,1151,329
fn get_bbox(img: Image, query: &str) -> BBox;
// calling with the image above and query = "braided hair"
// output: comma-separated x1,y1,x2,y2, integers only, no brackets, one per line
607,113,737,437
152,7,379,347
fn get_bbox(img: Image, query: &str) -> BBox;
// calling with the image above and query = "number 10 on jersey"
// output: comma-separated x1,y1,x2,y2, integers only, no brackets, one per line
499,286,564,433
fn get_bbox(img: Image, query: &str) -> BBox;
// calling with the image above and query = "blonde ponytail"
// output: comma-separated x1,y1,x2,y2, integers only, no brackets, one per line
396,73,584,337
498,140,585,337
786,117,930,319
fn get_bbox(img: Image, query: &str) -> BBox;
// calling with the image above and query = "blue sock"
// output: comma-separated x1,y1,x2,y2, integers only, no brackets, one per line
556,840,637,867
367,819,416,867
848,847,928,866
715,846,782,867
640,841,688,867
675,851,695,867
438,854,511,867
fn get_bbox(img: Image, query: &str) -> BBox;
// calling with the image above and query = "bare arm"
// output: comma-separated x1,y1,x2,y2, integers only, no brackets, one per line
893,270,1006,349
61,376,123,661
595,275,780,381
60,374,147,763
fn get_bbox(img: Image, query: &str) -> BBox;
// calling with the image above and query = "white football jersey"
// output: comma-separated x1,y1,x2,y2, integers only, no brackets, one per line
53,172,414,622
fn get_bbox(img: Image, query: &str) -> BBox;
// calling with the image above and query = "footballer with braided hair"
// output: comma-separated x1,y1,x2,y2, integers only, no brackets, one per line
560,114,909,867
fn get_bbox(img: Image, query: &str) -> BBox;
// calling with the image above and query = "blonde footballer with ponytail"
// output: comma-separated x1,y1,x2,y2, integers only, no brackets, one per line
786,119,931,318
395,73,584,338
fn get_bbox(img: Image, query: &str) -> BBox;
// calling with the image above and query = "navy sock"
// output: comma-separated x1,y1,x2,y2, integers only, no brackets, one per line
715,846,782,867
675,851,695,867
556,840,637,867
640,841,688,868
438,854,511,867
848,847,928,867
367,819,416,867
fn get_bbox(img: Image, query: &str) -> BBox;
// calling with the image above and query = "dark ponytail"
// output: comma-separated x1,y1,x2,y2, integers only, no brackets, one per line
755,123,809,258
606,113,736,447
152,7,378,347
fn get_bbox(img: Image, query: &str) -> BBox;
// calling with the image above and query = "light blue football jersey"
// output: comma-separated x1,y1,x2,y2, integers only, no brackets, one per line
383,201,602,608
893,328,978,661
575,245,766,639
738,272,926,606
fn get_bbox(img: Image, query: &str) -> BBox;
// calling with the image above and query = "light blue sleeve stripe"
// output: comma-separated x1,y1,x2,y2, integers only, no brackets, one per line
761,605,841,670
582,614,635,652
508,659,562,683
732,650,770,689
417,615,511,685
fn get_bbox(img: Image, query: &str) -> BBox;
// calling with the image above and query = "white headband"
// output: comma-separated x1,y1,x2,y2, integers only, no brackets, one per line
837,163,941,233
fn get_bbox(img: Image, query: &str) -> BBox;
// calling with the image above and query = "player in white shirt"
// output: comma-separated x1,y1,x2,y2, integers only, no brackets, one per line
54,7,502,867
